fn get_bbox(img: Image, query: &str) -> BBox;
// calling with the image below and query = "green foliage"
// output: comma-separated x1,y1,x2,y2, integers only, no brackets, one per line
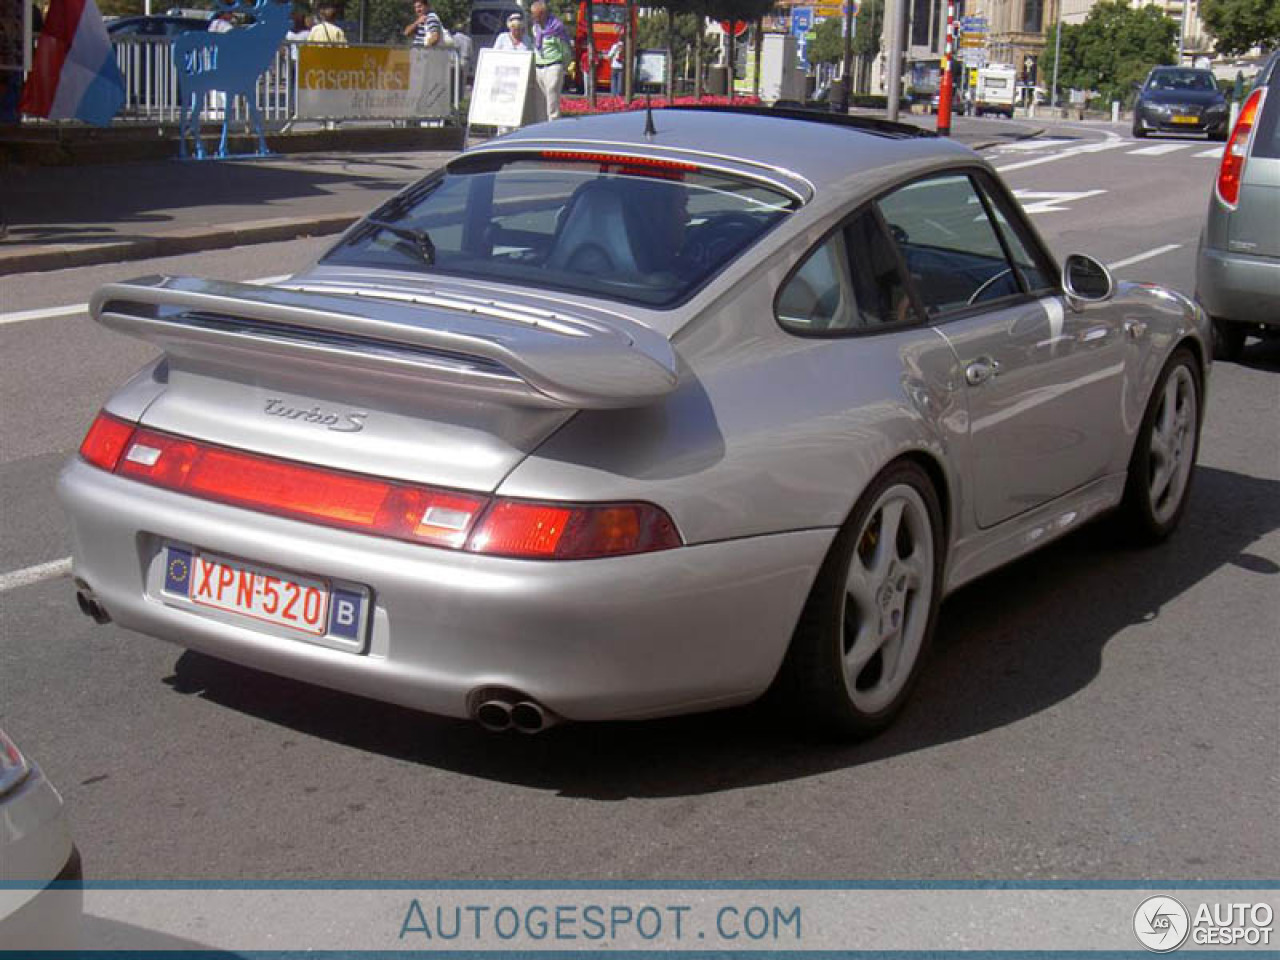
635,10,716,68
1200,0,1280,55
1040,1,1176,105
806,15,842,65
852,0,882,58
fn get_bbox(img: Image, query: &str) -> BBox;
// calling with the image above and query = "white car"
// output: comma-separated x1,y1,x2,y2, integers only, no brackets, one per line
0,729,81,948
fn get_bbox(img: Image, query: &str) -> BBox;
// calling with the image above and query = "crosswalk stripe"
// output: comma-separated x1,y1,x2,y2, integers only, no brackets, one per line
997,138,1075,152
1194,147,1224,158
1127,143,1195,156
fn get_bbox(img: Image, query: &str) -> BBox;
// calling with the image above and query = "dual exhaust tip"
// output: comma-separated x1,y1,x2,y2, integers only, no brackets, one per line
75,585,111,625
471,690,560,735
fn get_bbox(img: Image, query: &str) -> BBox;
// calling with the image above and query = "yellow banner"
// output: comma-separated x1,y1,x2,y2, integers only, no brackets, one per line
297,45,411,93
295,45,452,120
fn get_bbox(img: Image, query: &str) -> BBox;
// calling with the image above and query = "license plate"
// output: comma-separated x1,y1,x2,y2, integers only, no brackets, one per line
163,546,362,641
1171,115,1199,124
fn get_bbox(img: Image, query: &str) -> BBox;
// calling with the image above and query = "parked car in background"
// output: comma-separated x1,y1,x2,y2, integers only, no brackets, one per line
1196,50,1280,360
60,108,1209,741
1132,66,1229,139
106,13,210,36
0,729,80,949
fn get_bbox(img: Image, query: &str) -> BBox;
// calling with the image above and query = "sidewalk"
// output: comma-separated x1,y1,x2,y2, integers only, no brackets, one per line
0,113,1041,277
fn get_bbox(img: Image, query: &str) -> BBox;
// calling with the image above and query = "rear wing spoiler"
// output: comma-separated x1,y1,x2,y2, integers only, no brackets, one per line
90,276,679,409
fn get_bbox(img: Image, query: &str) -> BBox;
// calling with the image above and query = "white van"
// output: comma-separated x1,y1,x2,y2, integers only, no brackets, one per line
975,64,1017,117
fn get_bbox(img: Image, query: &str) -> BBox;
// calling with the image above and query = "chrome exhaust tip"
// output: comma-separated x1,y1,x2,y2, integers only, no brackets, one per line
510,701,558,734
475,700,513,733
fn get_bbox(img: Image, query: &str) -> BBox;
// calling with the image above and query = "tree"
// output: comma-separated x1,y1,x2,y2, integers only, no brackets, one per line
806,15,842,65
636,9,717,89
1200,0,1280,56
1040,1,1175,106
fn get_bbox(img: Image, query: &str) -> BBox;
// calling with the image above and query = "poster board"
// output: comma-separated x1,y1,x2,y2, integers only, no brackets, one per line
297,45,452,120
1,0,32,73
468,47,539,128
635,49,667,90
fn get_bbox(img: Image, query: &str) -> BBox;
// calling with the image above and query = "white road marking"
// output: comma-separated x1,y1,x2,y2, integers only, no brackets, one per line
1194,147,1224,158
0,303,87,326
0,557,73,593
1107,243,1182,270
1127,143,1195,156
0,273,291,327
1012,188,1108,214
995,140,1128,173
995,138,1075,152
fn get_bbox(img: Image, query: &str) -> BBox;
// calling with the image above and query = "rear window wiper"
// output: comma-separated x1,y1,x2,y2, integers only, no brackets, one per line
361,218,437,266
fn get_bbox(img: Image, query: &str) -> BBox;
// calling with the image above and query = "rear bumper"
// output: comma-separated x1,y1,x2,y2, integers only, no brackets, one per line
58,458,832,723
1136,111,1227,135
1196,243,1280,326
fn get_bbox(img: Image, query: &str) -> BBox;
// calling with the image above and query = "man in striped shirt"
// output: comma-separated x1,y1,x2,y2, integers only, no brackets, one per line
403,0,444,47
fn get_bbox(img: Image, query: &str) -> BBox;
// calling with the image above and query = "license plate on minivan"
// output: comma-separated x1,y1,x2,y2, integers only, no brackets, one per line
163,546,363,641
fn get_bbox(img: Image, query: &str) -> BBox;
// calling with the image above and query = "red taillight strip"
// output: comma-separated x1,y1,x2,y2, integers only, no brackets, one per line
539,150,700,177
1216,88,1265,209
77,412,682,559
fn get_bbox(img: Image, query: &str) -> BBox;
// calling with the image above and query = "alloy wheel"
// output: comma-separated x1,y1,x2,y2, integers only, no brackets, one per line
840,484,935,714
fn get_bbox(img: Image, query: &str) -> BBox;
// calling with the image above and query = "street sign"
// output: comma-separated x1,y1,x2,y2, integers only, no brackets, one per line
960,47,987,67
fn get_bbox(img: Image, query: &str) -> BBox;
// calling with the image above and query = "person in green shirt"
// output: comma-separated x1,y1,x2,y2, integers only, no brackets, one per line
530,0,571,120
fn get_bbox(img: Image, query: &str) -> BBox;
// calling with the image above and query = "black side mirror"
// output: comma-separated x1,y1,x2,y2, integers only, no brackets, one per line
1062,253,1114,303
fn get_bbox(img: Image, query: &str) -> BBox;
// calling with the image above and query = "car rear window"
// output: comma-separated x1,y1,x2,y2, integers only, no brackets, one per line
1251,88,1280,159
324,152,799,308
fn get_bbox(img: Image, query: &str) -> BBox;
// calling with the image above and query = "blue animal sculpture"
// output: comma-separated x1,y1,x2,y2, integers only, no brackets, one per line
175,0,290,159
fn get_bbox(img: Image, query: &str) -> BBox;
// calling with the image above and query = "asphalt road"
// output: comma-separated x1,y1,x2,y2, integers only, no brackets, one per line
2,122,1277,883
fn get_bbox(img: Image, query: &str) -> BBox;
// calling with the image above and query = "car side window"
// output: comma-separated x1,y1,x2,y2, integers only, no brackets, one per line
877,173,1022,316
975,177,1055,293
776,230,853,332
776,209,918,335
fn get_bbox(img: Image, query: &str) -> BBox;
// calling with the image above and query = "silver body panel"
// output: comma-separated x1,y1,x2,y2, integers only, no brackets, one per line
60,110,1212,723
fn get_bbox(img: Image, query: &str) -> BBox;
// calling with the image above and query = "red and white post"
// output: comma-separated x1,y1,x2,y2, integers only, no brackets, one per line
937,1,956,136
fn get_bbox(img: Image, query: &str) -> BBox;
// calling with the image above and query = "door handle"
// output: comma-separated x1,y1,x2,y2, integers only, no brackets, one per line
965,357,1001,386
1124,318,1148,340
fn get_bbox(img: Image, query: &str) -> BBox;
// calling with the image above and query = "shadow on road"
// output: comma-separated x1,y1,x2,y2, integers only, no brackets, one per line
1,157,419,247
164,464,1279,800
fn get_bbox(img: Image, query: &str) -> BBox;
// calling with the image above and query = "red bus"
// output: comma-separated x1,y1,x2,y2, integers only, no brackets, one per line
574,0,636,90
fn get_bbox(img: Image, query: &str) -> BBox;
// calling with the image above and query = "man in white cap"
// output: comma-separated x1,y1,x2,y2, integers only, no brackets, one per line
494,11,530,51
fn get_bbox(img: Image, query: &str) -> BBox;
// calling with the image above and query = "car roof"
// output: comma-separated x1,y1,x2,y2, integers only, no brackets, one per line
468,108,973,198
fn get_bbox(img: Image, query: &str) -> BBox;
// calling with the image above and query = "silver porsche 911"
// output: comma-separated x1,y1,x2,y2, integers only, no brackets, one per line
59,108,1210,738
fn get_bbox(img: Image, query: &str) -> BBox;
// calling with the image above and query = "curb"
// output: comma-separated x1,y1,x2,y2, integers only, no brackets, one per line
0,212,359,276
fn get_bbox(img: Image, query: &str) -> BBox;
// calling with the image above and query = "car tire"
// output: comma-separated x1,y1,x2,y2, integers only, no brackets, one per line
1132,117,1147,138
773,460,944,739
1212,319,1246,361
1120,348,1202,544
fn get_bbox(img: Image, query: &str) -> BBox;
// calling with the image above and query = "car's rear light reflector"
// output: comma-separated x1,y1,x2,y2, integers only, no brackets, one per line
1216,88,1265,209
79,412,136,471
469,500,681,560
86,422,682,559
114,428,486,549
538,150,699,180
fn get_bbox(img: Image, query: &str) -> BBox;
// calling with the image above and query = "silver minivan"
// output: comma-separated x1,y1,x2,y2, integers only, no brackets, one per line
1196,52,1280,361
